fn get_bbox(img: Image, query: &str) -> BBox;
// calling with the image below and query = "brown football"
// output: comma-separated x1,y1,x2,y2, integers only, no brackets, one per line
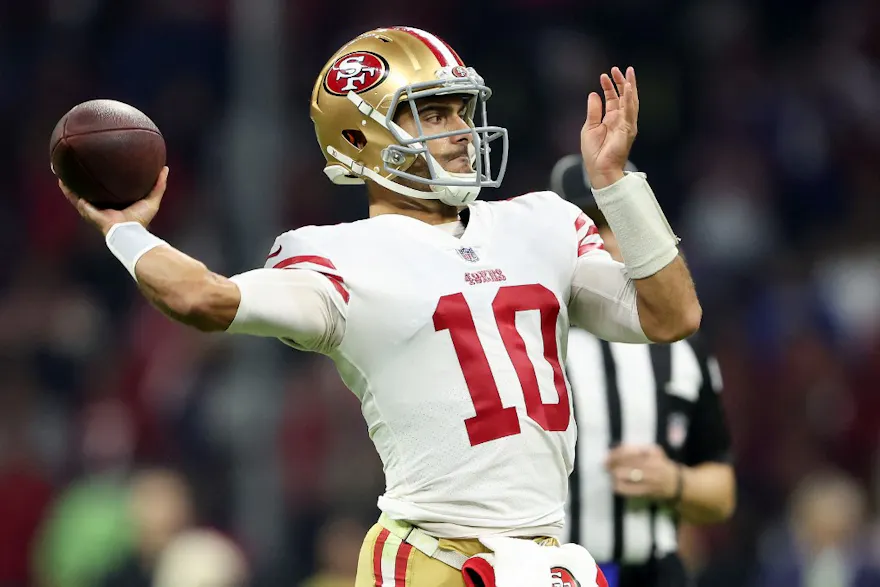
49,99,166,209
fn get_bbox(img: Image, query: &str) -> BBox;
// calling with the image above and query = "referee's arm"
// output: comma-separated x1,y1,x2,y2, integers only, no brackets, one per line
676,342,736,524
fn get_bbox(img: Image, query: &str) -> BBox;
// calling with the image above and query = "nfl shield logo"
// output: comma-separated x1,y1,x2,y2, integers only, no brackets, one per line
457,247,480,263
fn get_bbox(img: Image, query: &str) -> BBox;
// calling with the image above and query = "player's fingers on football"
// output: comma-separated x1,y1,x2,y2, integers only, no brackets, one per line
59,181,85,212
600,73,619,110
58,179,72,196
147,166,169,200
58,182,98,219
77,196,98,215
58,181,84,207
77,199,104,224
60,185,78,207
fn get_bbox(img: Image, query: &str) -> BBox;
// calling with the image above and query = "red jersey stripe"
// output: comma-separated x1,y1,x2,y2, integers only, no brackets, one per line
273,255,337,271
272,255,350,303
578,242,605,256
325,274,351,304
581,224,599,239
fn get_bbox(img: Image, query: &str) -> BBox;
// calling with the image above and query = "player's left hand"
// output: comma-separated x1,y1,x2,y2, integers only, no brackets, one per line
581,66,639,190
605,444,679,501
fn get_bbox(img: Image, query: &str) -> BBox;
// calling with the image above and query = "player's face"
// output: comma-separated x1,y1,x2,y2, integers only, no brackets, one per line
395,95,473,174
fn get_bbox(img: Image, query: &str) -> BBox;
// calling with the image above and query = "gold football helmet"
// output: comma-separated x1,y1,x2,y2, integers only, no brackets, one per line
310,26,509,206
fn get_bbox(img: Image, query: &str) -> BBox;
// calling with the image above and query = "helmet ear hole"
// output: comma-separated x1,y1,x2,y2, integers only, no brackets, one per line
342,129,367,151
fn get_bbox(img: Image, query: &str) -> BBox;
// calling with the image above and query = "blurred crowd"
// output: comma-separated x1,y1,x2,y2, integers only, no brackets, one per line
0,0,878,585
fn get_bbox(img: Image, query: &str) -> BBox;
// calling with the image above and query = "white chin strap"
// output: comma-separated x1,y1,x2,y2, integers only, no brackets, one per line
325,93,482,207
326,146,480,207
377,164,481,207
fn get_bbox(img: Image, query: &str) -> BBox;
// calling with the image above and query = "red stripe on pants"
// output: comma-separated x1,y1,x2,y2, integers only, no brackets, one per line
373,529,391,586
394,542,413,586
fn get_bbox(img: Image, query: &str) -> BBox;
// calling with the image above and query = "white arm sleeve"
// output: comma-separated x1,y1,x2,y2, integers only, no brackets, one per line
226,268,346,354
569,252,651,344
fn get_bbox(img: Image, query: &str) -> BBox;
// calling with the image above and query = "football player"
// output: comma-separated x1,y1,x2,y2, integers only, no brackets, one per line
60,26,701,587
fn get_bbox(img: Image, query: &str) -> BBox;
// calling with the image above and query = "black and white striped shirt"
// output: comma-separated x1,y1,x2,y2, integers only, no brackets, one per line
563,329,730,565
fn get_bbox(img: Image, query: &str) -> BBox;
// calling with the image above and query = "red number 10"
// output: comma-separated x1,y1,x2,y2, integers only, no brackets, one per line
433,284,571,446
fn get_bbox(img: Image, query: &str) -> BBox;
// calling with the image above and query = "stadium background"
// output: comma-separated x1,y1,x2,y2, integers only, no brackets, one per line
0,0,879,585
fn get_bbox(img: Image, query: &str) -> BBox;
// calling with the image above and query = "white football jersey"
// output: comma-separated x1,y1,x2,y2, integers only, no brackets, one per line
265,192,611,538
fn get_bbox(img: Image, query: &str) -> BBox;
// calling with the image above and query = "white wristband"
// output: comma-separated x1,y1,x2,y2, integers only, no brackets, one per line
592,172,680,279
105,222,168,281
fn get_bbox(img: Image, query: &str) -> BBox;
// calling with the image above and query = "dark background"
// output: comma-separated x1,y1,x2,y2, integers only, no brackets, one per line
1,0,879,585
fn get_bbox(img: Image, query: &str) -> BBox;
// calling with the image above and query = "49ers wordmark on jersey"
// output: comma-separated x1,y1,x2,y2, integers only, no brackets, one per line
324,51,390,96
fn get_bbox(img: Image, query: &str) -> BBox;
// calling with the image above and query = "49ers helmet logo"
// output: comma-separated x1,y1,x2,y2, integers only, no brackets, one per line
324,51,389,96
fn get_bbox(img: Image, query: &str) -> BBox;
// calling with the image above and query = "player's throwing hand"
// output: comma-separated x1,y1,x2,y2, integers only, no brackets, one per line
581,66,639,190
60,166,170,236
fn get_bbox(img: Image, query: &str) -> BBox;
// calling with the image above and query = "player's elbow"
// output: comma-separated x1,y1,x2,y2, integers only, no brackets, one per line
678,301,703,339
644,302,702,343
186,302,232,332
161,275,238,332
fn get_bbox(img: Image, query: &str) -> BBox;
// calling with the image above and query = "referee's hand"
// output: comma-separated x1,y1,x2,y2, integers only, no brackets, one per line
605,444,679,501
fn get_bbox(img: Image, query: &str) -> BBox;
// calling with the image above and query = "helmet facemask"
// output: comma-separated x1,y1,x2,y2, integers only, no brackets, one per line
381,68,509,205
339,67,508,206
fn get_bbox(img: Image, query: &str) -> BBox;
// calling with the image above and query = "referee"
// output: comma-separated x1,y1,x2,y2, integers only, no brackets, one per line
551,155,736,587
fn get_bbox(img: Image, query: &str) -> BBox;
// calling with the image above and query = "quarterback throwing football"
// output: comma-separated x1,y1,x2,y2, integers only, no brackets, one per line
60,27,701,587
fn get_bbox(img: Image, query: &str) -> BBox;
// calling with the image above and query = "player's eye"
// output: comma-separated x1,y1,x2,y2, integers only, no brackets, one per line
423,114,442,124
